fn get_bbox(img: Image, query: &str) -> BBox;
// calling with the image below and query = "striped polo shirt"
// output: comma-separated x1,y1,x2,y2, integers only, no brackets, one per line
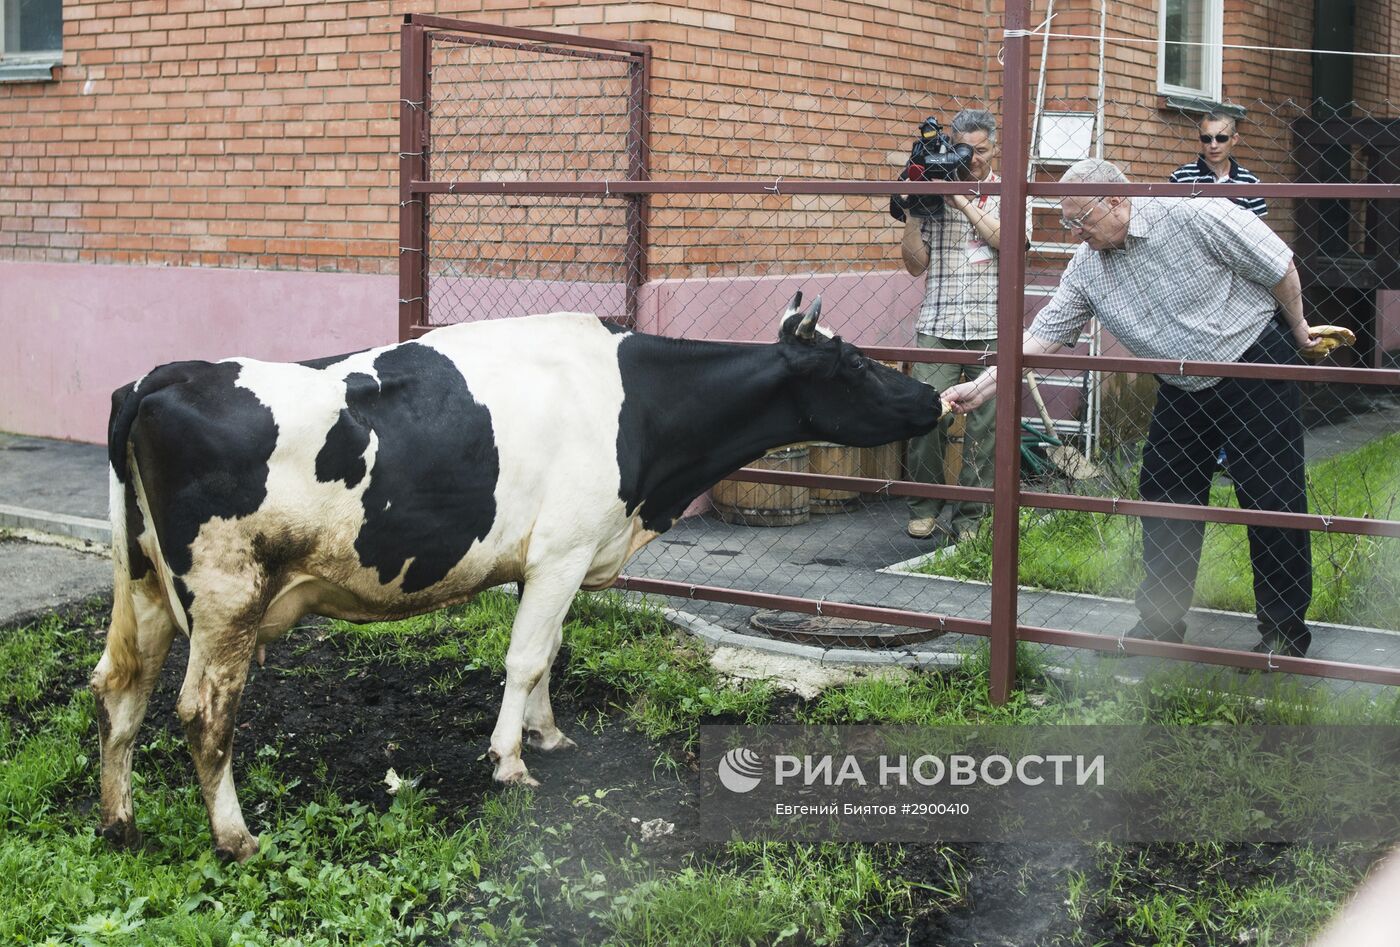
1168,156,1268,217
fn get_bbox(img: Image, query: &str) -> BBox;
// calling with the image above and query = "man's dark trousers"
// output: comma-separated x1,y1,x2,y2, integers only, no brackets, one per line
1135,319,1313,652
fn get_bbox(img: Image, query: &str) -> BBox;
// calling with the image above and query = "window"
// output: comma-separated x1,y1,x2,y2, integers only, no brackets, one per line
0,0,63,81
1159,0,1222,101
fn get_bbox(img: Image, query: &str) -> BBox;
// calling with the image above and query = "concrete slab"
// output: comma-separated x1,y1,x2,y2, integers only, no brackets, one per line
0,433,108,521
0,538,111,628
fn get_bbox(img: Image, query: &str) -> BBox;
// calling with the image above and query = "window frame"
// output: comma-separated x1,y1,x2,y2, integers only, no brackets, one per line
1157,0,1223,102
0,0,64,63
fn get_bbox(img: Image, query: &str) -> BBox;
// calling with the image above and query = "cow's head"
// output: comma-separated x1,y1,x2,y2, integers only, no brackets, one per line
776,292,944,446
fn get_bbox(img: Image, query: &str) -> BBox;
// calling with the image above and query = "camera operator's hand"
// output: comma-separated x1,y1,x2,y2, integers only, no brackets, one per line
900,213,930,276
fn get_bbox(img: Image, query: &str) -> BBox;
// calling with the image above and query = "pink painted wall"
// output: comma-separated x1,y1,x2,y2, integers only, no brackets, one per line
0,261,933,445
425,270,926,343
637,271,924,345
0,261,399,444
428,276,628,325
1378,290,1400,366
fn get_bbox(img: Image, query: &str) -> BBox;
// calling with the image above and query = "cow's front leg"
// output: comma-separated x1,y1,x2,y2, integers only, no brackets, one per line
177,619,260,862
524,664,576,752
489,561,586,785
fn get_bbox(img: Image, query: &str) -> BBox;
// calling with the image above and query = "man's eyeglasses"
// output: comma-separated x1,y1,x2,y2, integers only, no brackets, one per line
1199,133,1232,144
1059,200,1103,231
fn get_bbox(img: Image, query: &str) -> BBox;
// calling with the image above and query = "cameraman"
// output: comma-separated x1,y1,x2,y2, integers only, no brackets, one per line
898,108,1004,545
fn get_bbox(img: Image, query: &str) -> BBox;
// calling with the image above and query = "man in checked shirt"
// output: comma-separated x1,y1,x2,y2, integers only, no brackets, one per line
943,158,1323,658
898,108,1017,546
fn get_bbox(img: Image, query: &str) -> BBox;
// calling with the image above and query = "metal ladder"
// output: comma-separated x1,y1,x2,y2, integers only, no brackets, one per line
1023,0,1107,461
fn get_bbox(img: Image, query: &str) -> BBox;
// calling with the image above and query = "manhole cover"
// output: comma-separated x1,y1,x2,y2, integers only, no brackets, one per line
748,609,945,648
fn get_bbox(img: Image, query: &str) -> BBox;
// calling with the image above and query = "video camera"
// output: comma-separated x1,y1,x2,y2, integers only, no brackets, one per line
890,116,975,222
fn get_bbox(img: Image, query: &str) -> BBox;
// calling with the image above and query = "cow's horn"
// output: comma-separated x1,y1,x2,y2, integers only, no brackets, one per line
797,296,822,338
784,291,803,317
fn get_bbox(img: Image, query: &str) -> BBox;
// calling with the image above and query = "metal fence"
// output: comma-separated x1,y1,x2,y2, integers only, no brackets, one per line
399,11,1400,700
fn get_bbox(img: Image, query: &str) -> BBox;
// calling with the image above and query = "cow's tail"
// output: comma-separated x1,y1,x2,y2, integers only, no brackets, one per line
102,375,185,692
103,463,141,693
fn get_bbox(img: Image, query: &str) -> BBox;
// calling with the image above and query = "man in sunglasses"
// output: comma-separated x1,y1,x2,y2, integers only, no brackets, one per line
942,158,1323,659
1168,112,1267,218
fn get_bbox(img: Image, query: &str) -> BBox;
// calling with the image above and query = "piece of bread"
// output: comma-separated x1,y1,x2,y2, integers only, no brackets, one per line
1302,324,1356,360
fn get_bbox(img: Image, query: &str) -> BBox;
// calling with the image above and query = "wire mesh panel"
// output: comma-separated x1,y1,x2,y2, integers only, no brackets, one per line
552,89,1008,349
417,31,640,325
427,194,630,323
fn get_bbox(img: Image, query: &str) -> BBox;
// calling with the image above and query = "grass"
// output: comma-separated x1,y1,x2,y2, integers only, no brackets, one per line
603,841,922,945
2,593,1396,945
918,432,1400,626
1055,841,1366,947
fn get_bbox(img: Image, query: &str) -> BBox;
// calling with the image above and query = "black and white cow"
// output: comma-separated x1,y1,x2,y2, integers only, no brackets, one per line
90,293,944,861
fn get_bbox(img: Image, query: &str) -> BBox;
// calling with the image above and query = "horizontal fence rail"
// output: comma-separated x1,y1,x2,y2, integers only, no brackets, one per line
613,577,1400,686
721,468,1400,538
409,179,1400,200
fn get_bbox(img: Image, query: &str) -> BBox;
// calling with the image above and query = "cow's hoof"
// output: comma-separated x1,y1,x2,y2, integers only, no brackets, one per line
97,820,142,850
526,728,578,752
491,758,540,787
214,833,260,864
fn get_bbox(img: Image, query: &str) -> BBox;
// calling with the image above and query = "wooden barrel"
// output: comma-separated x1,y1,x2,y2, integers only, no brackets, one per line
808,441,859,513
859,440,903,482
943,413,968,483
711,446,810,526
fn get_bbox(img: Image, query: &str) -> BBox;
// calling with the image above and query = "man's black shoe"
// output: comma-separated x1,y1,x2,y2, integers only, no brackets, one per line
1252,638,1308,659
1104,622,1185,657
1236,637,1309,674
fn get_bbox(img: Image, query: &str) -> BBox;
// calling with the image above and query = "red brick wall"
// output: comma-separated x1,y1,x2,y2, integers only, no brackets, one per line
581,0,1000,281
3,0,1397,282
1356,0,1398,111
2,0,414,272
0,0,999,281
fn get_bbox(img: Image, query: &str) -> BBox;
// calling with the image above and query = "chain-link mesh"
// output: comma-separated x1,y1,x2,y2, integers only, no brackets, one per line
407,25,1400,695
422,35,636,323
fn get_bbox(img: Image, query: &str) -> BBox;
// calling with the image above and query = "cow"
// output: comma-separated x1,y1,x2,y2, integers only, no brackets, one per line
90,292,945,862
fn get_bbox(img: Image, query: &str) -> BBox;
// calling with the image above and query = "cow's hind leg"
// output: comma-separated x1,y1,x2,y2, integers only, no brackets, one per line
490,560,588,784
91,582,176,849
177,619,260,862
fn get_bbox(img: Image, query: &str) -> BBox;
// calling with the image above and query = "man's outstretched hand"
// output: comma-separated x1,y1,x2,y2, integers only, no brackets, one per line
941,377,994,415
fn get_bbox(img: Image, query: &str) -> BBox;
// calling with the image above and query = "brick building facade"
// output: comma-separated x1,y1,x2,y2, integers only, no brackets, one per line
1,0,1395,441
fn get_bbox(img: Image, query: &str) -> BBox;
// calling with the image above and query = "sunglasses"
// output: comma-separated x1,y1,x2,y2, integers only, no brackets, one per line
1199,133,1232,144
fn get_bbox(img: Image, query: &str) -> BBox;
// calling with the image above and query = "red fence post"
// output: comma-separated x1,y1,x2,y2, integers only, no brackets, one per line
624,49,651,330
989,0,1032,704
398,18,429,342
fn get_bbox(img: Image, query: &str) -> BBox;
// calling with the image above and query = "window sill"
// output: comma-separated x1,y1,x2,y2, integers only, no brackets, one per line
1158,94,1247,120
0,58,61,83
